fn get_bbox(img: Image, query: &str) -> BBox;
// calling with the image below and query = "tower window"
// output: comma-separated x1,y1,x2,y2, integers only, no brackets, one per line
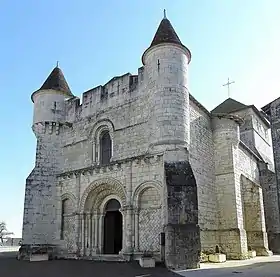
100,131,112,165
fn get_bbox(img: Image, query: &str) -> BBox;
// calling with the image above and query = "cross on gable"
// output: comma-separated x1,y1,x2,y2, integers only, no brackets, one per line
222,77,235,98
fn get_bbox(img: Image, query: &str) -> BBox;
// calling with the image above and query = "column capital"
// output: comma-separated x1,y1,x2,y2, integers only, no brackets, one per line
121,204,134,212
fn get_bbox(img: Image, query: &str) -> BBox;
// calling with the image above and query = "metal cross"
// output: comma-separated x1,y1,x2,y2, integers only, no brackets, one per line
164,9,167,19
222,77,235,98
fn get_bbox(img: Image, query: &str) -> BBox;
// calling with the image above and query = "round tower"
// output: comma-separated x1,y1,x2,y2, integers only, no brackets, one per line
21,66,73,253
31,66,73,125
142,12,191,153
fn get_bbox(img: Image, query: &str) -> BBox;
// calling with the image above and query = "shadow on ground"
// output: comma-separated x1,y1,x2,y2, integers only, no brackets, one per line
0,255,180,277
1,252,279,277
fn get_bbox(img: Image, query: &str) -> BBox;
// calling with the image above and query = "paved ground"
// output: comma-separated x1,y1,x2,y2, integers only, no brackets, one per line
0,251,279,277
177,255,280,277
0,252,178,277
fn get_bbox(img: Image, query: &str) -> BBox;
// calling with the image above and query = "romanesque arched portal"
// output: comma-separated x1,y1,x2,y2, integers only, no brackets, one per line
79,178,126,256
103,199,122,254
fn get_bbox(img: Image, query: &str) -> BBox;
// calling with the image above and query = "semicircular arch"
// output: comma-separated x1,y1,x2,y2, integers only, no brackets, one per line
132,180,162,208
79,178,126,212
89,119,115,141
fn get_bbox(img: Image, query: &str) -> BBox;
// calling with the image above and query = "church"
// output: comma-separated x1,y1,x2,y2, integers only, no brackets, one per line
20,13,280,269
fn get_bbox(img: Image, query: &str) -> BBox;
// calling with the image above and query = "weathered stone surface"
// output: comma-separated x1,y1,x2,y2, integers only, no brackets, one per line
22,13,279,269
261,98,280,253
164,161,200,270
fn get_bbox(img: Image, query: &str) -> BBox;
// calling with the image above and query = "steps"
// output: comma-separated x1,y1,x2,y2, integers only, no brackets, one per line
85,254,127,262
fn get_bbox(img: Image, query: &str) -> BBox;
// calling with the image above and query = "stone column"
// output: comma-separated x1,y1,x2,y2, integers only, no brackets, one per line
92,138,96,163
90,213,93,256
120,209,126,252
134,208,140,252
76,213,82,256
85,212,91,256
120,205,133,255
98,214,105,254
121,160,134,257
81,213,85,256
93,213,99,254
125,206,133,253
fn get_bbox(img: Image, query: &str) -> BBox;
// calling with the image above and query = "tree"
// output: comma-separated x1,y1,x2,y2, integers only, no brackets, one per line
0,222,14,245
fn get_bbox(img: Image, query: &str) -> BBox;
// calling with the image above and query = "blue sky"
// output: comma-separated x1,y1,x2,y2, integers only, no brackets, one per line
0,0,279,237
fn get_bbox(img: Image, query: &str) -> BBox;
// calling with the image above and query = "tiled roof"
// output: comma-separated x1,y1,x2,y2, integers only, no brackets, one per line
150,18,182,47
39,67,72,96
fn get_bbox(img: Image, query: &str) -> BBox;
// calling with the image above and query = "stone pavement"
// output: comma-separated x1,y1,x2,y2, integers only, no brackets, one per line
0,251,279,277
176,255,280,277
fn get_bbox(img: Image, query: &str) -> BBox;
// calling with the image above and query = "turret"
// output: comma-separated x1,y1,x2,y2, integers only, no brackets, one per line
31,66,73,125
142,12,191,153
20,66,73,251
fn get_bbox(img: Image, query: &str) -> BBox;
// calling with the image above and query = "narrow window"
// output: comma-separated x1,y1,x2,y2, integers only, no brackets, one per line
100,131,112,165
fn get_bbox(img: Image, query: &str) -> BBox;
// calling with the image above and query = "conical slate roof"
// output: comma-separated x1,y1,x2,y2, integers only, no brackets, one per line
150,18,182,47
39,66,72,96
142,13,191,64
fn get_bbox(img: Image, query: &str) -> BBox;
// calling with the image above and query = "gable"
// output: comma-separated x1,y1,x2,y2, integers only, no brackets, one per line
211,98,248,114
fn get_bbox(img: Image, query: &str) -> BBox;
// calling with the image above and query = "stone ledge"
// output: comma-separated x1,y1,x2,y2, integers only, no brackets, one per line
57,153,163,178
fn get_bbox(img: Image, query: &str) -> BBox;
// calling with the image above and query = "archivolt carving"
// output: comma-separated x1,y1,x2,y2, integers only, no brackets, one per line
61,192,76,203
88,119,114,141
88,119,115,164
79,178,126,212
132,181,162,208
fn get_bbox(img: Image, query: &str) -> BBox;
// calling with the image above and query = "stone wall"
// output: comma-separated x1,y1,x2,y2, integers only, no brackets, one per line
61,94,150,172
32,90,68,124
260,98,280,253
22,124,62,246
142,44,190,150
212,115,244,258
138,187,161,252
57,155,165,256
240,175,269,255
258,162,280,253
234,108,274,171
164,161,200,270
189,101,217,251
61,197,76,253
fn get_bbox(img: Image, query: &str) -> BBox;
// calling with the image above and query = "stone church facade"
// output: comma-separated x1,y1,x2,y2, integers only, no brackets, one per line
21,14,280,269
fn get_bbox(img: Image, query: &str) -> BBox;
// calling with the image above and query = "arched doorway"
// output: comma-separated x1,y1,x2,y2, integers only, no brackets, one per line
103,199,122,254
